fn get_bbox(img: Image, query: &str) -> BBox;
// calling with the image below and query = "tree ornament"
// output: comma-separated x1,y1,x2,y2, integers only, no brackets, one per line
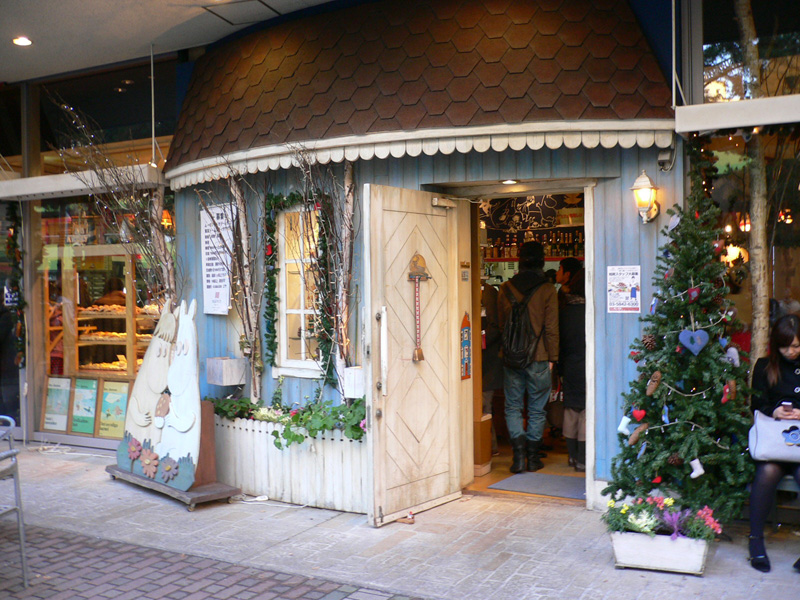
667,453,684,466
712,295,723,306
629,351,642,363
689,458,705,479
664,267,674,280
652,475,662,484
617,415,632,435
712,239,725,255
632,408,646,422
668,213,680,231
628,422,649,445
725,346,740,367
678,329,709,355
637,441,648,459
687,287,701,303
725,379,737,401
642,334,657,350
645,371,662,396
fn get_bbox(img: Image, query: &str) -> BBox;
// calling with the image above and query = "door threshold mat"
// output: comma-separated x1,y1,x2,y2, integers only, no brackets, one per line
488,471,586,500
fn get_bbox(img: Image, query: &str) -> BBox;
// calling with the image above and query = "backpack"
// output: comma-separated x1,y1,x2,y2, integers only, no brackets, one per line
501,282,544,369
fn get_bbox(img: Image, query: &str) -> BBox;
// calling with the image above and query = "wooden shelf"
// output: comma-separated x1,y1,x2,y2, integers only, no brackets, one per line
485,256,584,262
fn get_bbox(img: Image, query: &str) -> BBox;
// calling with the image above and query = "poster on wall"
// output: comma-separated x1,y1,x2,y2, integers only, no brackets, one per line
607,266,641,313
200,205,233,315
70,379,99,434
43,377,71,431
98,381,129,439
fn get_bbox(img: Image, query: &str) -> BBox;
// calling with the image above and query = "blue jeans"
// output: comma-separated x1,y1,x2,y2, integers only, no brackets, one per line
504,361,551,443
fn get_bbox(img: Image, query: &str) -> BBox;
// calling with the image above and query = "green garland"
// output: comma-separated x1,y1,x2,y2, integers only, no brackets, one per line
263,191,338,387
264,191,303,366
4,202,25,367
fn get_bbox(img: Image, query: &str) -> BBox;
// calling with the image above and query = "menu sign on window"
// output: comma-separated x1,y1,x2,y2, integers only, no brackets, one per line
201,205,233,315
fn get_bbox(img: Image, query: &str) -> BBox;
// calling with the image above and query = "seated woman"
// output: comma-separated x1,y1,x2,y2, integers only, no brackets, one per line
749,314,800,573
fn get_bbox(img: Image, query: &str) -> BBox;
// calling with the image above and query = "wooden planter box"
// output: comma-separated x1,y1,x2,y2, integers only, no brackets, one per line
214,416,368,513
610,532,710,576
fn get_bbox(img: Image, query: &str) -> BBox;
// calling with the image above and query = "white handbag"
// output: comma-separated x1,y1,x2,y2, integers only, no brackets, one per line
748,410,800,462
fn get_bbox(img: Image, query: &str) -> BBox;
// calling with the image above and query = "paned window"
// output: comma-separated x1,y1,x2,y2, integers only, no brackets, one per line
275,209,321,377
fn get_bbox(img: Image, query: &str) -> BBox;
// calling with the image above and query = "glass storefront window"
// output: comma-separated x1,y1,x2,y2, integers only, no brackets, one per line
703,1,800,102
34,196,169,441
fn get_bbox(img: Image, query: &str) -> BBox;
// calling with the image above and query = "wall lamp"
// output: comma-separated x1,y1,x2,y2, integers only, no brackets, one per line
632,170,659,224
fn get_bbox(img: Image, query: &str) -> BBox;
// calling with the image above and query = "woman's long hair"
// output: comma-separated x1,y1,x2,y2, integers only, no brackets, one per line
767,314,800,386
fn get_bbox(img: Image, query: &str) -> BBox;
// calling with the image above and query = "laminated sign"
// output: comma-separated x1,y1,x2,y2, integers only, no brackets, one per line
607,266,641,313
201,206,233,315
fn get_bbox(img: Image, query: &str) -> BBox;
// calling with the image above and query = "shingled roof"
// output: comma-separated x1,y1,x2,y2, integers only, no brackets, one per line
166,0,673,182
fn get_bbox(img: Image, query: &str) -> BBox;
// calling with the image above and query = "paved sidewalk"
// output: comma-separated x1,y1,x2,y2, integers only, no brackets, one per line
0,523,422,600
2,444,800,599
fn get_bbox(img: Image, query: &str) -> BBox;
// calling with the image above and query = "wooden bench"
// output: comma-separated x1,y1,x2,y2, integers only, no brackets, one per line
770,475,800,529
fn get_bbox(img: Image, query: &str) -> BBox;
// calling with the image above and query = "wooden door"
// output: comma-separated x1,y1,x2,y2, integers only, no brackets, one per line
365,184,462,527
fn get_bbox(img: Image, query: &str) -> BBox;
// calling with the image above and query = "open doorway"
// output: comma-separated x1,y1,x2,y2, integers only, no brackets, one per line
468,191,587,502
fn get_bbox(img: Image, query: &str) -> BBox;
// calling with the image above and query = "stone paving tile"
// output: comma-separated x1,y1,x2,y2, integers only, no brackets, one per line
0,524,426,600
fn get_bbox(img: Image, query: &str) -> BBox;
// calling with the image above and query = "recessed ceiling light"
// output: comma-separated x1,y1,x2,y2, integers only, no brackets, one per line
12,36,32,46
121,79,134,85
501,179,518,185
114,87,127,93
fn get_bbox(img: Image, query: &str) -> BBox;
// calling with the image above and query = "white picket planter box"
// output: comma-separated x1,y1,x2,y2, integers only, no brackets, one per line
610,532,709,575
214,416,368,513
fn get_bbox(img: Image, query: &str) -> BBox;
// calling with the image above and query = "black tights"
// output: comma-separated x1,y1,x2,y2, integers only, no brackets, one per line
749,461,800,554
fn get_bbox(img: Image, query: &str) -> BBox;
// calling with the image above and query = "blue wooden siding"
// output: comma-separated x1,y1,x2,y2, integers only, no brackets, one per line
174,143,686,477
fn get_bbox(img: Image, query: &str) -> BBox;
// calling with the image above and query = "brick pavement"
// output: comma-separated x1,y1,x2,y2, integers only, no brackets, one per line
0,522,425,600
4,447,800,599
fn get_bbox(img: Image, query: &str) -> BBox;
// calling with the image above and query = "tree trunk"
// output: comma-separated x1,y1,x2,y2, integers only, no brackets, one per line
149,186,177,308
228,179,261,402
735,0,770,360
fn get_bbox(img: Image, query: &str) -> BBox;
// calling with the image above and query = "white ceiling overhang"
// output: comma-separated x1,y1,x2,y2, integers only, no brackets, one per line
675,95,800,133
0,164,165,201
165,119,676,190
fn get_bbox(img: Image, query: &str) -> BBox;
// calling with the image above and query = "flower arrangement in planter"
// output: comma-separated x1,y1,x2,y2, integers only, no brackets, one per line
603,496,721,575
208,391,366,449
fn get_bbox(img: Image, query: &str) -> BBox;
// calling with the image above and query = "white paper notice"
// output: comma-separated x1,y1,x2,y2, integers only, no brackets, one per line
607,265,641,313
201,206,233,315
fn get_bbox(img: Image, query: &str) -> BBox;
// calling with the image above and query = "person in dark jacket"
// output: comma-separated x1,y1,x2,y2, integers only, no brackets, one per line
748,314,800,573
497,241,559,473
481,283,502,454
557,259,586,471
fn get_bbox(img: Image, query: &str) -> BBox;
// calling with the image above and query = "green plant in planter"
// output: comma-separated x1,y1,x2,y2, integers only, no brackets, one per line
207,395,262,420
256,384,366,449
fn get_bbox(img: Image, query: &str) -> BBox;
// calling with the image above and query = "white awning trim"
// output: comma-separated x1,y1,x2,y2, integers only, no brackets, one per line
0,164,165,201
165,119,676,190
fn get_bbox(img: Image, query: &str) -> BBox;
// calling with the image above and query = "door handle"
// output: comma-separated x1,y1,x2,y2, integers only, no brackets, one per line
380,305,388,396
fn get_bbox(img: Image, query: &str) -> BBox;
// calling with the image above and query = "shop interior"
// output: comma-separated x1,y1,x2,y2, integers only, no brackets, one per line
467,192,586,501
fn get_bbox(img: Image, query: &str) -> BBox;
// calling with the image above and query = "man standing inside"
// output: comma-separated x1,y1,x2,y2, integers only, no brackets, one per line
498,241,559,473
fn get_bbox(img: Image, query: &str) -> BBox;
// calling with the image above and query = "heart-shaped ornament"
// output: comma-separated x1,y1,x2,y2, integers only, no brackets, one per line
633,409,646,422
652,475,662,484
687,287,700,303
719,337,728,349
678,329,710,356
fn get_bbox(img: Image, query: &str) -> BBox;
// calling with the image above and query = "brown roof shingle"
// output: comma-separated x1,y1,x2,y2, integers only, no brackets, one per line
166,0,673,170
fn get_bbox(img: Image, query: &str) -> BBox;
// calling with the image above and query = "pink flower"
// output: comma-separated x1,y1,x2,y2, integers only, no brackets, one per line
359,418,366,431
290,409,298,416
140,448,159,479
127,437,142,460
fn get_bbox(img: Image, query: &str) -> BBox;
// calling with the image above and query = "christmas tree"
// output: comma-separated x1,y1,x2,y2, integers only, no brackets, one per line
603,136,754,523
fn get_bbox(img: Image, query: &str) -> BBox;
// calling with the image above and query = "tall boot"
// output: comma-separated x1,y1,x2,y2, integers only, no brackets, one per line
565,438,577,467
526,440,544,472
510,436,527,473
575,441,586,472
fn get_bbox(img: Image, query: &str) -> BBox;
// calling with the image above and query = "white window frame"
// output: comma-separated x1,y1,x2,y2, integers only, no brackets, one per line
272,208,323,379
